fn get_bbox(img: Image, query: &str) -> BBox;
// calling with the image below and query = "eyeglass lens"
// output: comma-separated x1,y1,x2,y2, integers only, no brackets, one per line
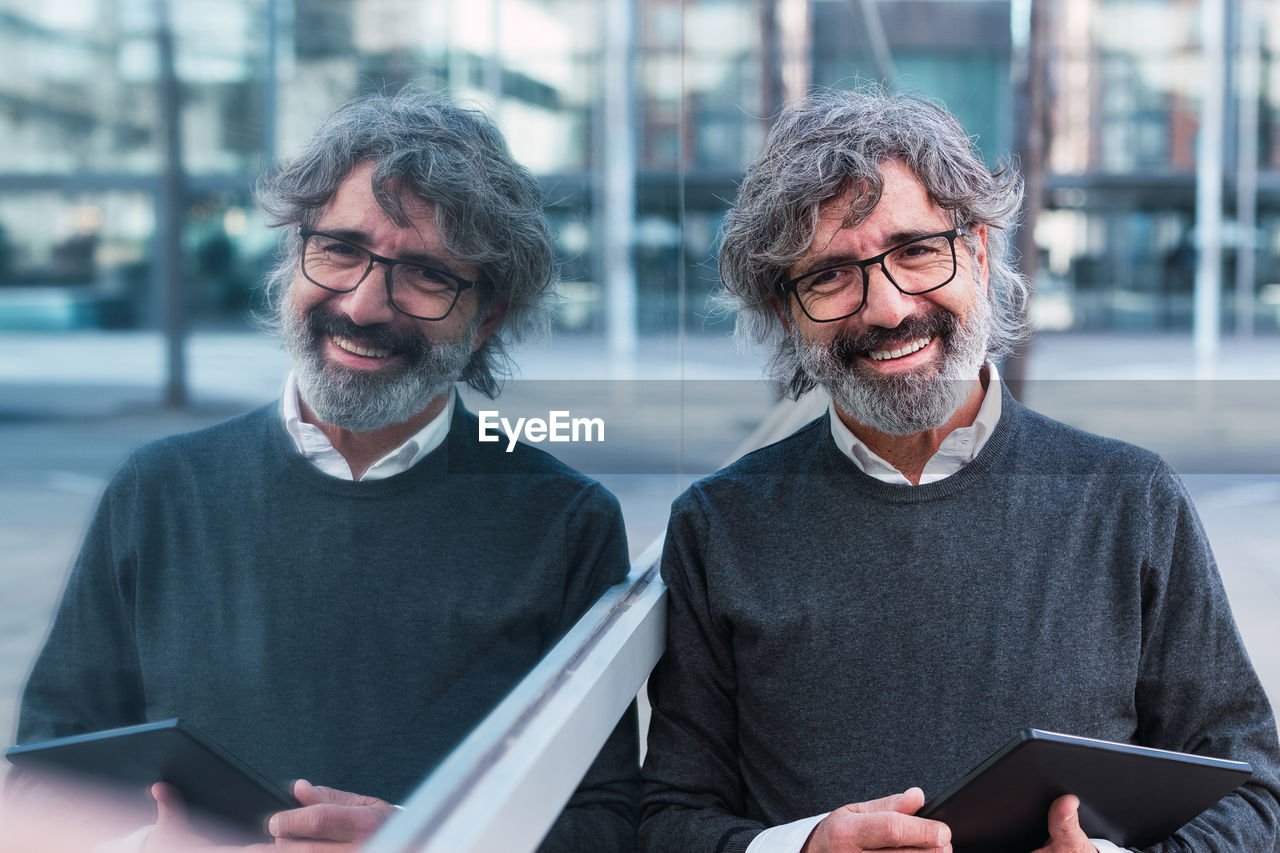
795,232,957,321
301,233,461,320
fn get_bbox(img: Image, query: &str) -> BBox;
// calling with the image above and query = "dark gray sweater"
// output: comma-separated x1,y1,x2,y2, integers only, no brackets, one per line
17,402,637,850
640,390,1280,852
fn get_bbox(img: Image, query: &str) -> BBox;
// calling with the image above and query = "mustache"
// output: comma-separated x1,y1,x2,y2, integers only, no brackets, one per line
826,310,959,364
305,307,431,359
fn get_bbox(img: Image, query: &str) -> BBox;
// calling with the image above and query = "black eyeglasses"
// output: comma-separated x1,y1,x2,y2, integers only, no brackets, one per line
780,228,964,323
298,228,480,321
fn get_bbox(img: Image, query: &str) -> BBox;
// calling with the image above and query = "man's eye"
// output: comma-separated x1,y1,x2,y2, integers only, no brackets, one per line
318,240,362,258
891,238,949,264
802,267,857,294
406,266,454,288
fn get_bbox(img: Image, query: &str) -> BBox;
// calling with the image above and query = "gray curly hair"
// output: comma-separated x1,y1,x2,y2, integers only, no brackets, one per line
718,87,1030,398
256,88,555,398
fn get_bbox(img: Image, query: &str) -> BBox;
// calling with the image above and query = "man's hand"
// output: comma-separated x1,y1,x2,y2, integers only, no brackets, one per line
142,782,272,852
266,779,397,850
143,781,201,851
801,787,952,853
1030,795,1099,853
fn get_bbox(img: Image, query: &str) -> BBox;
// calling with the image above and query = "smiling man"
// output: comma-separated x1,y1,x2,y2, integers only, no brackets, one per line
13,90,636,852
639,89,1280,853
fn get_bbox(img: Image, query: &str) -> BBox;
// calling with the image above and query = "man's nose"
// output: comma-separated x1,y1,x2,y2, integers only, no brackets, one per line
856,263,917,329
336,263,398,325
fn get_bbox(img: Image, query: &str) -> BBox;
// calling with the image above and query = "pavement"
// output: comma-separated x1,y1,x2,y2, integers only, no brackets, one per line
2,327,1278,762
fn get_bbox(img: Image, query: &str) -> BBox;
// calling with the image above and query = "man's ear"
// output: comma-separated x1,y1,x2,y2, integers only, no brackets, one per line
472,298,508,352
769,297,792,334
972,224,990,291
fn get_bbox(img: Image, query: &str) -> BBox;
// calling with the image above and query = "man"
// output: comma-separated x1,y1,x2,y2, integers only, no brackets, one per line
13,90,636,851
639,89,1280,853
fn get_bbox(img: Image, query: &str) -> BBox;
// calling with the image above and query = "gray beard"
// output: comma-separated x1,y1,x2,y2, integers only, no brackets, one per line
281,305,479,433
796,287,992,436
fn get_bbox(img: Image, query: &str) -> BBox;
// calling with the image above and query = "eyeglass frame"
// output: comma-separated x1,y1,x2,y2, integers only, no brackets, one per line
779,227,966,323
297,227,482,321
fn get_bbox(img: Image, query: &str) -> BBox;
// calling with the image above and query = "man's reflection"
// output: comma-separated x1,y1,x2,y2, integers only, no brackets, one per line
10,89,636,851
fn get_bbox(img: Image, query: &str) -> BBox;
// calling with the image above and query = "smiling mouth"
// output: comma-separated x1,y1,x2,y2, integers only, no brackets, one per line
867,336,932,362
333,335,394,359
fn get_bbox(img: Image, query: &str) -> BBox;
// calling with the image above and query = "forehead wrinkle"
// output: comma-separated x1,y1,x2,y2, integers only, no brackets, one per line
797,161,951,279
376,175,437,238
379,178,485,277
811,217,843,257
836,172,883,230
374,196,445,257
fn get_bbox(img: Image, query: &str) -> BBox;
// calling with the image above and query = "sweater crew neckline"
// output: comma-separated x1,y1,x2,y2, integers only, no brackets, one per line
819,382,1023,503
267,403,458,498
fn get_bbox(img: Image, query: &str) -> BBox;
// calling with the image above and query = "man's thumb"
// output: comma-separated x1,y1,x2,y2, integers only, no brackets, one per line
1048,794,1082,840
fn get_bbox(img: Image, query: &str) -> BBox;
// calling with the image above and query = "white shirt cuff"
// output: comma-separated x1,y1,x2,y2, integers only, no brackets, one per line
1090,840,1130,852
745,813,829,853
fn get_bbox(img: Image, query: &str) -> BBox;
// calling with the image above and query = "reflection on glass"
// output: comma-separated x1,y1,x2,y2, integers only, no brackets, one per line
0,0,781,849
7,81,639,851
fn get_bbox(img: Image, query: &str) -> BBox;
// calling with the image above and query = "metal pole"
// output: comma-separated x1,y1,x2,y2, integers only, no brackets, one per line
776,0,813,104
1235,0,1260,339
601,0,637,362
1004,0,1051,400
1193,0,1225,373
262,0,278,168
760,0,784,120
156,0,187,408
855,0,897,87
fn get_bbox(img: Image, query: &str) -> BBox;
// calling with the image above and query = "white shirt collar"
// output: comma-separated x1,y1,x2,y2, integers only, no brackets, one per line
280,371,455,481
828,362,1003,486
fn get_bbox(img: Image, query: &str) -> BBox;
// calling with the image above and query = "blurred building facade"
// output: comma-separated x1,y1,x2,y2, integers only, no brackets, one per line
0,0,1277,336
1040,0,1280,333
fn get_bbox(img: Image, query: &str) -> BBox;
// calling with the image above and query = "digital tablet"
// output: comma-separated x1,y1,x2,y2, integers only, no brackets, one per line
918,728,1252,852
6,718,298,839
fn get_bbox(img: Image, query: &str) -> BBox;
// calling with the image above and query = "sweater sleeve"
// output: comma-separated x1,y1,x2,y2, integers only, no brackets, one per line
538,481,640,853
539,705,640,853
551,482,632,636
639,489,766,853
1135,465,1280,851
17,457,147,745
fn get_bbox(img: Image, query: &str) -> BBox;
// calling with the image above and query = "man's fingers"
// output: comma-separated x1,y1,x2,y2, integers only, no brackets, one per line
291,779,384,808
863,811,950,850
271,804,361,842
144,783,218,853
1047,794,1086,842
823,789,948,851
293,779,347,806
151,781,183,809
150,782,187,827
273,782,395,844
892,787,927,815
270,803,392,842
829,809,951,849
842,786,927,816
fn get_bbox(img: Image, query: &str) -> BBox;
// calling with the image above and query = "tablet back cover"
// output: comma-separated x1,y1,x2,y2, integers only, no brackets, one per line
6,718,296,837
919,729,1252,852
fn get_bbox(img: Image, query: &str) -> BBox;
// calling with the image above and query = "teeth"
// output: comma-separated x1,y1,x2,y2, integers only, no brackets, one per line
869,336,931,362
334,336,392,359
